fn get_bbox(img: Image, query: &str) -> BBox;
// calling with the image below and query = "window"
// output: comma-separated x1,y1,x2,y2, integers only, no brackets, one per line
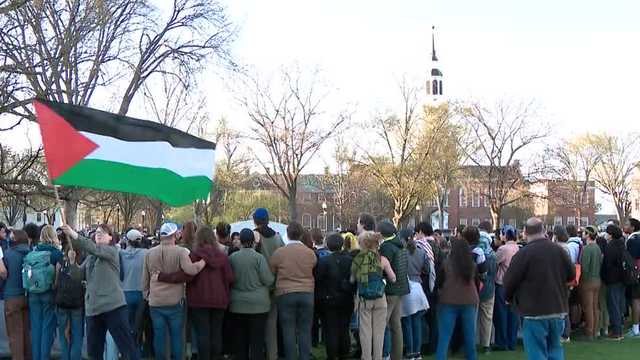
567,217,576,226
432,80,438,95
443,190,450,207
317,214,327,231
581,217,589,226
472,218,481,226
36,213,42,222
459,218,468,226
459,187,467,208
554,216,563,226
302,214,312,228
439,80,443,95
426,81,431,95
509,218,517,227
472,190,480,208
499,219,505,227
636,198,640,211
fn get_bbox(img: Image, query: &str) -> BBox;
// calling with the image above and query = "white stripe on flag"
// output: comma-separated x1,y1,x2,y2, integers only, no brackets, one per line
82,132,215,179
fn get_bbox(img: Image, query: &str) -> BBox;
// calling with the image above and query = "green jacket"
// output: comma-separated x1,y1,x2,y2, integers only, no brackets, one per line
229,248,275,314
581,243,602,282
72,236,127,317
379,235,409,296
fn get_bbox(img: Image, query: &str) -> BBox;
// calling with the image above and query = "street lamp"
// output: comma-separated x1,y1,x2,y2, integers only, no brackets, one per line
415,204,422,223
322,201,327,215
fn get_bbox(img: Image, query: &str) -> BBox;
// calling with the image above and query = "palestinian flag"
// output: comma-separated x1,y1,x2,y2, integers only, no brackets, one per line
33,99,216,206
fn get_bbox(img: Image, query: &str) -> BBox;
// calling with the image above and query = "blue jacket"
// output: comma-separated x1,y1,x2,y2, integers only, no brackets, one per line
3,244,31,298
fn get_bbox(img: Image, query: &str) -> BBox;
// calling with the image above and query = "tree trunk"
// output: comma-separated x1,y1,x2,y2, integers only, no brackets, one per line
615,196,626,223
490,205,500,230
288,193,298,223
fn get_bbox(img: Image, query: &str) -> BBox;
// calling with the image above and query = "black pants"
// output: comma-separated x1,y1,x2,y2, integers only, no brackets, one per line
424,298,438,355
322,304,353,360
191,308,225,360
86,305,141,360
233,312,269,360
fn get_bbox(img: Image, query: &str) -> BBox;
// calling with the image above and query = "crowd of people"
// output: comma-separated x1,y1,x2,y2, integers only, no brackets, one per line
0,210,639,360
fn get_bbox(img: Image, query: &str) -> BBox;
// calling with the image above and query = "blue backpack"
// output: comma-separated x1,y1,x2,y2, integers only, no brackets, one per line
358,272,386,300
22,251,55,293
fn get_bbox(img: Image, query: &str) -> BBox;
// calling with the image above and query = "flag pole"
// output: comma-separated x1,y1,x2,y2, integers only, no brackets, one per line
52,184,67,225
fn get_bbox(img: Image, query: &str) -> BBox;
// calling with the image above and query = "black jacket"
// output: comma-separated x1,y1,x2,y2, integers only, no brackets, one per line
504,238,575,317
315,251,355,307
602,237,626,285
380,236,410,296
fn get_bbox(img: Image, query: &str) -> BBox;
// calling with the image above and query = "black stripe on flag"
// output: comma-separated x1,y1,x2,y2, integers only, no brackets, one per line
37,99,215,150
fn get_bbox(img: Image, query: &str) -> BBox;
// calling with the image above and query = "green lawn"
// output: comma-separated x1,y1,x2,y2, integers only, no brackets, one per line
313,338,640,359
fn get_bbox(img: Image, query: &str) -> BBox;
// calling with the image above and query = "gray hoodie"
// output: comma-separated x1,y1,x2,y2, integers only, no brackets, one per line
120,247,148,292
72,236,126,316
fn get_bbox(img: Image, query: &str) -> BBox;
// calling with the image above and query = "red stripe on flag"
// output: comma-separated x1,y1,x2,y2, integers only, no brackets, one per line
34,101,99,179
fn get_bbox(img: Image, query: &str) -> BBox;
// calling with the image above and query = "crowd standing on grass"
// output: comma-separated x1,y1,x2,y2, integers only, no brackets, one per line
2,210,640,360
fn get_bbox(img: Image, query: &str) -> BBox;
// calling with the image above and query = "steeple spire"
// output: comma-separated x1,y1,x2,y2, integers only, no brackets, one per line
431,25,438,62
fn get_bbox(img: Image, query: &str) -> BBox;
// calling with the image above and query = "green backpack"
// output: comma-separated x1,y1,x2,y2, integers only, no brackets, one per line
22,251,55,293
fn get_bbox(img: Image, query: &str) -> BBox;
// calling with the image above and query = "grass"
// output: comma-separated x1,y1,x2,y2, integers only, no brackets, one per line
312,338,640,360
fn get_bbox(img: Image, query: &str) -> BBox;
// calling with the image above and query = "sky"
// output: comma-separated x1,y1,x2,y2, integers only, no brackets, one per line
4,0,640,214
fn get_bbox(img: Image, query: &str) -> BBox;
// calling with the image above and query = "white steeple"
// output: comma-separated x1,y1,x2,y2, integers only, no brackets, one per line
426,26,444,104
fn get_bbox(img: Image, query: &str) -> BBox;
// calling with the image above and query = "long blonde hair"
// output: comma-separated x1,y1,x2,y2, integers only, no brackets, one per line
40,225,58,245
358,231,382,253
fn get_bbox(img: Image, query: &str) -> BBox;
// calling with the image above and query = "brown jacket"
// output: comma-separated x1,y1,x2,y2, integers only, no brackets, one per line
270,242,317,296
142,243,201,307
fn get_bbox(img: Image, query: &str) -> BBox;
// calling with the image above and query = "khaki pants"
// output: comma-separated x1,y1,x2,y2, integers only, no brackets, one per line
580,280,601,337
478,296,495,347
358,296,387,360
385,295,403,360
599,283,609,335
5,297,31,360
266,297,279,360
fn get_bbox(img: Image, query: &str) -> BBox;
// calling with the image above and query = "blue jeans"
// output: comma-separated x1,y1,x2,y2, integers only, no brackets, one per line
277,292,314,360
56,307,84,360
29,291,57,360
522,317,564,360
607,283,625,336
436,304,477,360
493,285,519,350
401,311,425,356
150,303,185,360
124,291,143,331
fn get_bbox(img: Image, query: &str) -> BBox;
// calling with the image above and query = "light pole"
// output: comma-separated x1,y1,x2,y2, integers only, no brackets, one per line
141,210,146,229
415,204,422,225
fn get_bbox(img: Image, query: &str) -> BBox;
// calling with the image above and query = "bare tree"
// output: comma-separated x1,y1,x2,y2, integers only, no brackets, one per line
457,99,548,227
318,141,359,230
358,78,445,226
239,67,349,222
589,133,640,222
544,135,602,226
0,0,235,227
425,103,466,230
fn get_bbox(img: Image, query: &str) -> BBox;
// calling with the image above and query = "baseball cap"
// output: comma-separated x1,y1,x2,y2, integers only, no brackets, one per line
501,225,517,240
253,208,269,222
159,223,178,237
126,229,143,241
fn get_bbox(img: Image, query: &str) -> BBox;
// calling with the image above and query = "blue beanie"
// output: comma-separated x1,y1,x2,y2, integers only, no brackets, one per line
253,208,269,222
501,225,517,240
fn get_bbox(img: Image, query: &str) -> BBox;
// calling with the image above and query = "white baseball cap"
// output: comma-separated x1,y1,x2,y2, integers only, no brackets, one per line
159,223,178,237
126,229,143,241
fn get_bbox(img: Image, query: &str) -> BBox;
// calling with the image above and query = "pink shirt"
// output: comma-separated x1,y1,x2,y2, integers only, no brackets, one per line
495,241,519,285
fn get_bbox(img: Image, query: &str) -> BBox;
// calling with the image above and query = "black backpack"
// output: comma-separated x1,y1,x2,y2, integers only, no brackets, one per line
55,262,85,309
622,250,640,287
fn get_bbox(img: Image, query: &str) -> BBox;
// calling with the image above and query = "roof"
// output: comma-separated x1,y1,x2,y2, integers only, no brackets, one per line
431,68,443,77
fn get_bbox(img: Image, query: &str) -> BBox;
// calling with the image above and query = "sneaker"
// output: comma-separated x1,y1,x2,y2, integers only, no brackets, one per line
560,337,570,343
626,329,640,338
607,334,624,341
